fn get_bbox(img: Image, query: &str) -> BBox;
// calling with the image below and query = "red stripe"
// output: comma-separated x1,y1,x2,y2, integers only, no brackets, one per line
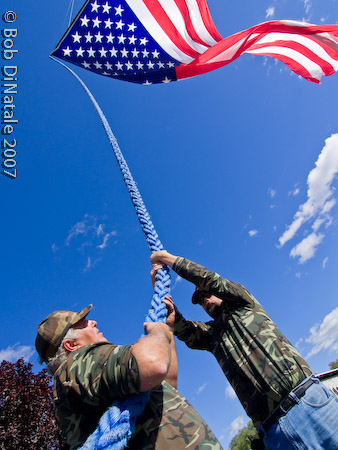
173,0,212,47
258,52,321,83
249,39,336,76
195,0,223,42
311,34,338,60
142,0,201,58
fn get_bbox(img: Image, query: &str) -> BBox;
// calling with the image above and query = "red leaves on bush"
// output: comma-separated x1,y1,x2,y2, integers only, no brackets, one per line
0,358,66,449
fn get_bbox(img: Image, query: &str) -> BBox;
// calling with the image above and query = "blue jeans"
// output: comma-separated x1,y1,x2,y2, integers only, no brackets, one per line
259,378,338,450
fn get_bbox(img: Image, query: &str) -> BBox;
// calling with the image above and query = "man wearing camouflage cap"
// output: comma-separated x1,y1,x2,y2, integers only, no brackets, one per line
36,301,223,450
151,250,338,450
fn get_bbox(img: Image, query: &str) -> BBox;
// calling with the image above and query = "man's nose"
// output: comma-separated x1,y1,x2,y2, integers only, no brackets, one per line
89,320,97,327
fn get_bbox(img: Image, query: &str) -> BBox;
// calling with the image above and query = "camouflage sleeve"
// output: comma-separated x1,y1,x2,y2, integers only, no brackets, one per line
173,257,254,307
173,305,213,350
61,343,140,406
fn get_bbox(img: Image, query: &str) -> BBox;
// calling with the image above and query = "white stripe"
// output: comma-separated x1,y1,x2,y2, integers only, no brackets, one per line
251,32,338,68
247,45,324,80
156,0,209,53
125,0,194,63
185,0,219,45
270,19,314,28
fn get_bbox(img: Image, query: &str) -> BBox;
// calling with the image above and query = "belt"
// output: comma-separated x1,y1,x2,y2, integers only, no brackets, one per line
261,375,318,433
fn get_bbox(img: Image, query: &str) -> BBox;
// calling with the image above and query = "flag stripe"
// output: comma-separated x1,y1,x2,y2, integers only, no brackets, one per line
248,33,338,71
194,0,223,42
126,0,204,60
125,0,195,62
248,40,337,77
256,51,321,83
250,46,326,81
155,0,210,52
173,0,220,46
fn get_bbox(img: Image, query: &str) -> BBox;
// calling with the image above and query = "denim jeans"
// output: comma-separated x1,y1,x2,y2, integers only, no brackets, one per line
259,378,338,450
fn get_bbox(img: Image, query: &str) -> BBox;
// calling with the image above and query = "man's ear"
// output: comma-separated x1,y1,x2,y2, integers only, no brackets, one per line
63,338,80,352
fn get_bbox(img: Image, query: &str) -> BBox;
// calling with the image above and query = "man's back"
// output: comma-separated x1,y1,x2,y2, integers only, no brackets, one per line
55,341,223,450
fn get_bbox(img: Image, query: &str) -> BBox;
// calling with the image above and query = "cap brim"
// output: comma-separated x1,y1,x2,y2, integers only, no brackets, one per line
70,304,92,326
192,288,203,304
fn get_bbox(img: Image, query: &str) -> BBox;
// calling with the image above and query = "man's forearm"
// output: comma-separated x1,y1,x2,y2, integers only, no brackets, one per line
164,333,178,389
132,323,172,392
151,250,178,268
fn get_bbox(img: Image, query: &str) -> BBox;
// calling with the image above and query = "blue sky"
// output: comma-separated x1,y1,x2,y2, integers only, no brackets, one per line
2,0,338,447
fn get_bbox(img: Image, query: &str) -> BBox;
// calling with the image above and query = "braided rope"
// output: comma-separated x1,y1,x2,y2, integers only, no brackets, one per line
51,57,171,449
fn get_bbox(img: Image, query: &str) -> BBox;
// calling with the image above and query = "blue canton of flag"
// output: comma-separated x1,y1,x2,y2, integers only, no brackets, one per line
51,0,180,84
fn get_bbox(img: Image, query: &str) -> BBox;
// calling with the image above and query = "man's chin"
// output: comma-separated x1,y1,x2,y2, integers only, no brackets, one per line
207,305,222,319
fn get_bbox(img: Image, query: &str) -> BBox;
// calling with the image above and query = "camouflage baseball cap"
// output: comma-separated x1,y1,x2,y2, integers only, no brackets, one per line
35,304,92,362
192,287,205,304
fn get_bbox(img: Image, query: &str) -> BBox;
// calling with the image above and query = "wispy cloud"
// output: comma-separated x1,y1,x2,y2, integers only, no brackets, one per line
268,187,276,199
196,383,207,395
53,214,117,272
289,232,324,264
229,416,246,439
303,0,312,15
249,229,258,237
266,7,275,19
83,255,102,273
304,307,338,359
323,256,329,269
65,214,105,246
0,343,34,363
225,385,236,400
288,184,300,196
97,231,117,249
171,275,182,291
278,134,338,263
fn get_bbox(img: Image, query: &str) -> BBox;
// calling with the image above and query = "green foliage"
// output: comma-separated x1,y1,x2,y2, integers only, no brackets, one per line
0,358,66,450
329,359,338,370
229,420,259,450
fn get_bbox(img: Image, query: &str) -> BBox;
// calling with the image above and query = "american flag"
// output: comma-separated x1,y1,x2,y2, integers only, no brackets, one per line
51,0,338,85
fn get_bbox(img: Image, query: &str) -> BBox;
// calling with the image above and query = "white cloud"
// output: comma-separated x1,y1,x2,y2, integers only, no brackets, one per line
97,231,117,249
197,383,207,395
288,184,300,196
305,307,338,359
303,0,312,15
229,416,246,439
0,343,34,363
249,229,258,237
83,255,102,273
278,134,338,263
55,214,117,272
290,232,324,264
66,214,103,245
171,275,182,290
268,187,276,198
266,7,275,18
323,256,329,269
225,384,236,399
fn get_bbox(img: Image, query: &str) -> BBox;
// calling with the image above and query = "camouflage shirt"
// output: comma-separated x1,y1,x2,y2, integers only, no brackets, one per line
54,341,223,450
172,258,312,427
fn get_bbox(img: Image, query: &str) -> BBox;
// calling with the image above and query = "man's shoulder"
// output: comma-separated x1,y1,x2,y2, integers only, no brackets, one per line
55,342,132,384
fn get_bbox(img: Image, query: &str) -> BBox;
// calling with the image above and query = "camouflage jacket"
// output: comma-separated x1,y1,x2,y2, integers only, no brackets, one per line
54,341,223,450
172,257,312,427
